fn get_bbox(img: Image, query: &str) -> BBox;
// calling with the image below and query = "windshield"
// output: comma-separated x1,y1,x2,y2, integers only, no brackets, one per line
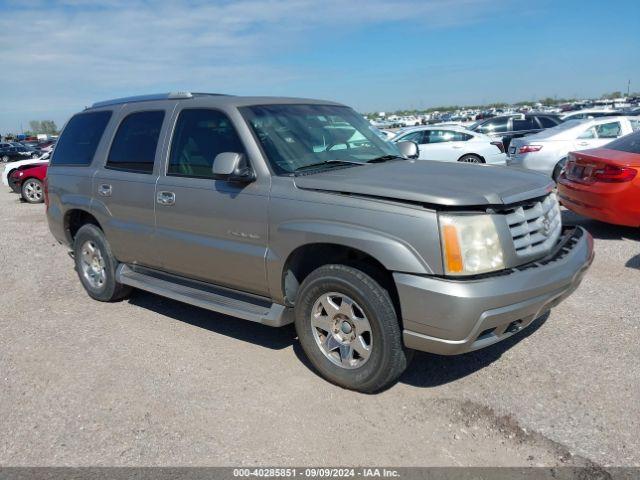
241,104,401,174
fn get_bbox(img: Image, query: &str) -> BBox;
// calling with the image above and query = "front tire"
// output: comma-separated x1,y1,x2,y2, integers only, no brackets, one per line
294,264,411,393
73,224,131,302
21,178,44,203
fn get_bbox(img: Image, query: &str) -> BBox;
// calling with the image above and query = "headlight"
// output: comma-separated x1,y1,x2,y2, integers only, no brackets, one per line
439,213,505,276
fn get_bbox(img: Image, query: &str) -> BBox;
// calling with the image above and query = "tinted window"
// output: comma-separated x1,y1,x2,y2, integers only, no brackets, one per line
595,122,621,139
477,117,509,134
50,111,112,166
512,118,539,131
425,130,472,143
537,116,559,128
630,119,640,132
107,111,164,173
578,127,597,139
168,109,245,178
399,131,425,144
606,131,640,154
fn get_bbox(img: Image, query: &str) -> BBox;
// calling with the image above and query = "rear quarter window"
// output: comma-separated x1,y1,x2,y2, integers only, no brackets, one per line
51,111,112,166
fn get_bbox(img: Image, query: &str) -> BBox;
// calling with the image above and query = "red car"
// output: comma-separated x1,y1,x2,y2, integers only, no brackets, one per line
9,163,48,204
558,131,640,227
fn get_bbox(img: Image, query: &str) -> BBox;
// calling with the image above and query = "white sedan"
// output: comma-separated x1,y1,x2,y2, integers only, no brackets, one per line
391,126,507,164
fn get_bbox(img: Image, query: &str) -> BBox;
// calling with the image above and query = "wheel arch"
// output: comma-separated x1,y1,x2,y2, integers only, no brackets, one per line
280,243,405,323
63,208,103,244
457,153,485,163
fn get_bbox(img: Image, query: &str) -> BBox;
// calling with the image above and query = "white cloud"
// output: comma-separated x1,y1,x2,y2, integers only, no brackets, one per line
0,0,512,131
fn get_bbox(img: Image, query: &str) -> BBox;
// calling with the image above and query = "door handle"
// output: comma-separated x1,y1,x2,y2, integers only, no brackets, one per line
577,142,590,146
98,184,112,197
156,191,176,206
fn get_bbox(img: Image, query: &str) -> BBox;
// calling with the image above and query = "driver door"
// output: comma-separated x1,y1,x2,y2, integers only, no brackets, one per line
153,107,270,296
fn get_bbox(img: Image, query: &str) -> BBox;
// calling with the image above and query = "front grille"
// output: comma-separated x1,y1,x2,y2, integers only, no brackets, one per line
504,193,561,257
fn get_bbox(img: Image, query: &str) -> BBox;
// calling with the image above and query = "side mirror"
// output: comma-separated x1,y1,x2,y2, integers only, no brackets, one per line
212,152,255,183
396,140,419,159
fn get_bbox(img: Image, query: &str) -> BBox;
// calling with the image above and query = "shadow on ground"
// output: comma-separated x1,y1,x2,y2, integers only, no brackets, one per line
400,312,549,388
128,288,552,391
127,291,297,350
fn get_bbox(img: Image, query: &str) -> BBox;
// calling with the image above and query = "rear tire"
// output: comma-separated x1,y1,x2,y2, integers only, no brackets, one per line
458,154,484,163
21,178,44,203
294,264,411,393
73,224,131,302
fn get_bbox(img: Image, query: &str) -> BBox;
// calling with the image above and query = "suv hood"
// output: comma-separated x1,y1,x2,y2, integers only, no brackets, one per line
293,160,553,206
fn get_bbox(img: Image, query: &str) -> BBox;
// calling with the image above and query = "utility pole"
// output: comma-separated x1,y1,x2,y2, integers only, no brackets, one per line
627,79,631,97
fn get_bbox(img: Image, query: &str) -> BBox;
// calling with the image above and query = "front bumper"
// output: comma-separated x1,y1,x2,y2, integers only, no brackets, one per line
397,227,593,355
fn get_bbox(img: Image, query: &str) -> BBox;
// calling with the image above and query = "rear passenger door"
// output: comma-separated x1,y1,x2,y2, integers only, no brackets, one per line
92,102,174,267
574,121,623,151
153,107,270,296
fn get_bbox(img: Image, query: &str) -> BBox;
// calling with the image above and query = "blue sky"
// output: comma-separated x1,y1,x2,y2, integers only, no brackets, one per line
0,0,639,132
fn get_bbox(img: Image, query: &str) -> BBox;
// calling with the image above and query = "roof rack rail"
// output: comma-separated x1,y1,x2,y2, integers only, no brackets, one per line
89,92,228,109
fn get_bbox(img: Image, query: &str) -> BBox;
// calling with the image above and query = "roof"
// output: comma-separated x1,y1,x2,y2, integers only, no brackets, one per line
87,92,343,110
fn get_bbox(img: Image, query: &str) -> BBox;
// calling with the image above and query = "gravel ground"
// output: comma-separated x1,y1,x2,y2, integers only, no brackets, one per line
0,188,638,467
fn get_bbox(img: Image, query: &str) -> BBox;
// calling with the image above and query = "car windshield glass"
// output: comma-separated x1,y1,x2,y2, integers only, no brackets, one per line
241,104,400,174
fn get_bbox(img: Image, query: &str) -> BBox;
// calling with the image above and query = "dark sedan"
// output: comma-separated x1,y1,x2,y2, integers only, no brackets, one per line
0,146,39,162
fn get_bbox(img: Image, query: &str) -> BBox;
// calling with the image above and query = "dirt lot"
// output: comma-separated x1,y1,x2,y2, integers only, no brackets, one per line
0,188,638,467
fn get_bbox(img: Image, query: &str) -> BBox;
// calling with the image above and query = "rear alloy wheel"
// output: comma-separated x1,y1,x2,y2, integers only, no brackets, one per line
21,178,44,203
1,155,9,163
73,224,131,302
458,154,484,163
294,264,411,393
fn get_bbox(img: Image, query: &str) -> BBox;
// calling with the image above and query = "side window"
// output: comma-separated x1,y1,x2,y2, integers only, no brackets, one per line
595,122,622,139
168,109,245,178
399,131,425,144
537,117,558,128
578,127,597,139
106,111,165,174
454,132,473,141
477,118,509,134
512,118,539,131
51,111,112,166
425,130,469,143
630,119,640,132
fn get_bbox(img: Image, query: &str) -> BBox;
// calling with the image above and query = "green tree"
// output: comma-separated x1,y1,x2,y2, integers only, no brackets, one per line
29,121,42,133
40,120,58,135
27,120,58,135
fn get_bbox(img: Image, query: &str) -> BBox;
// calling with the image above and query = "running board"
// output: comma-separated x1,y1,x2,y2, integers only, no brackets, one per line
116,264,292,327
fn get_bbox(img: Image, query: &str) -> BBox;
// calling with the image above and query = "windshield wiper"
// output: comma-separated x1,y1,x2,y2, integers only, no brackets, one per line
293,159,363,173
366,154,405,163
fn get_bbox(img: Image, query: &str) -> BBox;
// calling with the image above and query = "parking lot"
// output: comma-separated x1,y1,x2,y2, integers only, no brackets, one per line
0,187,638,467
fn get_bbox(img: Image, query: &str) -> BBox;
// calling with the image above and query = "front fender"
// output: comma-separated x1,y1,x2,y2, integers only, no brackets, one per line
266,195,442,301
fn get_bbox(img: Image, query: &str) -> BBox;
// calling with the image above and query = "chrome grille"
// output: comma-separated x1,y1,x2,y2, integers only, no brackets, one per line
504,193,561,257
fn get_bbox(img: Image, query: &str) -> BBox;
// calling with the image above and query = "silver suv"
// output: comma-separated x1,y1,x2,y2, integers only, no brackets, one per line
46,92,594,392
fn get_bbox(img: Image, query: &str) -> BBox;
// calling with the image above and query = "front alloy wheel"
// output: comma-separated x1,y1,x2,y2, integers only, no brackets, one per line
311,292,372,369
